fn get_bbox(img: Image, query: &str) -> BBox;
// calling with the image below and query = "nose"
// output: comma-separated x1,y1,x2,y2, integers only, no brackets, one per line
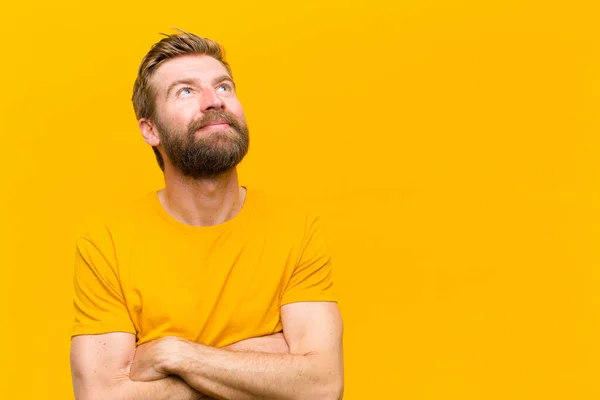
200,86,225,112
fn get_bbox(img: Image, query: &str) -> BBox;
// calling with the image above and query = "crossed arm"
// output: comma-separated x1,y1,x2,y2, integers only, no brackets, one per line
70,301,343,400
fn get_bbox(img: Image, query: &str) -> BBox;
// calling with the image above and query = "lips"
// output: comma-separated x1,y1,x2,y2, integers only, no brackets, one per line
189,114,234,134
204,120,229,128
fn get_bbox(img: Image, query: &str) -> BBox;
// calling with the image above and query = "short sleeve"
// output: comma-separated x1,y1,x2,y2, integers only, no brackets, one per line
72,223,136,337
280,214,337,306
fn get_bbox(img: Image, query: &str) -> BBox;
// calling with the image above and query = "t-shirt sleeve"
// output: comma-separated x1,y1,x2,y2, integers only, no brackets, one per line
280,214,337,306
72,223,136,337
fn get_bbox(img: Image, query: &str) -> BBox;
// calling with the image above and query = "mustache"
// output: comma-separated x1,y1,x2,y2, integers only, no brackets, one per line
187,111,241,134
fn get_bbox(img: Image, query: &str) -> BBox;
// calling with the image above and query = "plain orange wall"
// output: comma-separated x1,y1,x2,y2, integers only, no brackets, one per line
1,0,599,398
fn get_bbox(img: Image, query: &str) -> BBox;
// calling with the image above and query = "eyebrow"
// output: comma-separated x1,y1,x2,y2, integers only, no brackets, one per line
165,75,235,98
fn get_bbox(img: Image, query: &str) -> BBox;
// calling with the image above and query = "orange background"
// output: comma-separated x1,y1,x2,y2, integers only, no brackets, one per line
1,0,599,398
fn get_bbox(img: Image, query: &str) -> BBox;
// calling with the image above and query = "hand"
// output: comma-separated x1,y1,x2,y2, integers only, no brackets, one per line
225,332,290,354
130,336,187,382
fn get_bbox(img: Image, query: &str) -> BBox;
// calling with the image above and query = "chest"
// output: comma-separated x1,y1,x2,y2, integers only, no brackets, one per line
117,229,300,345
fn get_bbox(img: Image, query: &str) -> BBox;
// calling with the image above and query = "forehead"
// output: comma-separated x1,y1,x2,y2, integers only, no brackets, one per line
151,54,230,90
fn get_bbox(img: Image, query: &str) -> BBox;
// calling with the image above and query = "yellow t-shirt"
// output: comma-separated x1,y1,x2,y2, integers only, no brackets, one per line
72,187,336,347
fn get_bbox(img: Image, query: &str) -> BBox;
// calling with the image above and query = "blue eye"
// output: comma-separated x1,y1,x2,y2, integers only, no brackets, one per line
216,85,228,92
179,87,192,96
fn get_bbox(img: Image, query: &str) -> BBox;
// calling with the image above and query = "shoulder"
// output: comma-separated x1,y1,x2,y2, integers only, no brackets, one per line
245,187,329,250
247,187,322,228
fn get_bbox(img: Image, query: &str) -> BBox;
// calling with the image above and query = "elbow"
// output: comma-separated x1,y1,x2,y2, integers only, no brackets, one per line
289,378,343,400
324,364,344,400
310,377,344,400
329,378,344,400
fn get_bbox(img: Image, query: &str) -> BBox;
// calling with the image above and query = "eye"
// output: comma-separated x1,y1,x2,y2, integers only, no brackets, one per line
216,83,232,92
178,87,193,96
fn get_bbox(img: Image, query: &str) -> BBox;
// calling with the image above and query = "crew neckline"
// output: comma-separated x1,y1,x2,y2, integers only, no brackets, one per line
150,186,252,234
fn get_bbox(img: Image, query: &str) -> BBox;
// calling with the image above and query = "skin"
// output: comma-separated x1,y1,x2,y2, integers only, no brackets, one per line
70,332,290,400
70,54,344,400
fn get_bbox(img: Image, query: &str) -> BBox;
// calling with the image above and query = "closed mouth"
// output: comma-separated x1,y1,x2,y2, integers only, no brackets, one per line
205,120,228,127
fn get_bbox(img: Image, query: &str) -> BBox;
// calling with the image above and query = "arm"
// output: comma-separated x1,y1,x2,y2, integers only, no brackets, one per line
224,332,290,354
70,227,204,399
130,302,344,400
70,332,205,400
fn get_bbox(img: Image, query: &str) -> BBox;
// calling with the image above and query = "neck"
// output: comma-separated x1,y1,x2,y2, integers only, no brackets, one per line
158,166,246,227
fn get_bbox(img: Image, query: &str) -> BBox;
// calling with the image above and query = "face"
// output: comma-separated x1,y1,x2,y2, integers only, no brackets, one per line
143,54,249,179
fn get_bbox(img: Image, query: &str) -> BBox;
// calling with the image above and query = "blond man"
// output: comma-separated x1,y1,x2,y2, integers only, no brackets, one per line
69,31,344,400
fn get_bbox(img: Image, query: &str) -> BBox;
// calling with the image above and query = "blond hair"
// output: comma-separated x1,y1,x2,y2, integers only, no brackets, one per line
132,29,231,120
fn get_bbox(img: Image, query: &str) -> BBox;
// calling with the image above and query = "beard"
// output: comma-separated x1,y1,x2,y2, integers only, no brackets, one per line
154,110,249,179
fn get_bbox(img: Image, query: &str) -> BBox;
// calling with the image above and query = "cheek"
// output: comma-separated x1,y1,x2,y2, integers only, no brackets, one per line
164,109,197,130
165,100,198,120
227,100,246,121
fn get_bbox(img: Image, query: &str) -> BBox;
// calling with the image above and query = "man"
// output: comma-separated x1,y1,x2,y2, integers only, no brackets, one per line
69,30,344,400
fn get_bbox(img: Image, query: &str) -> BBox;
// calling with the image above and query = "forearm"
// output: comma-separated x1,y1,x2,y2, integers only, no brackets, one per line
223,332,289,354
168,344,340,400
78,376,204,400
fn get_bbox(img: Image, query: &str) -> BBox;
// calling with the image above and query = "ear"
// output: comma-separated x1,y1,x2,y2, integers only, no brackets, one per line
139,118,161,146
